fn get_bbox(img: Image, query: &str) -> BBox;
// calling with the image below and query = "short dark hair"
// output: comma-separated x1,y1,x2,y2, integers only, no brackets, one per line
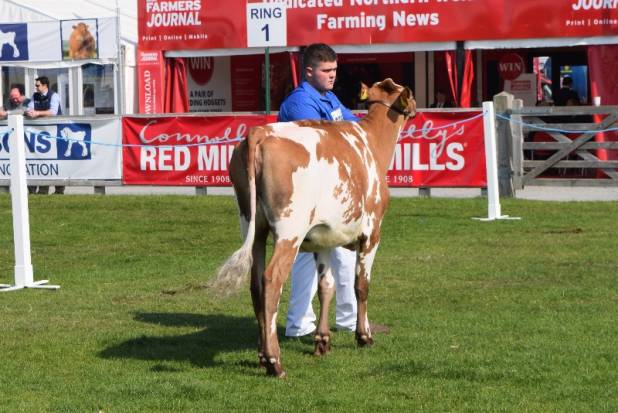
303,43,337,69
36,76,50,87
9,83,25,96
562,76,573,87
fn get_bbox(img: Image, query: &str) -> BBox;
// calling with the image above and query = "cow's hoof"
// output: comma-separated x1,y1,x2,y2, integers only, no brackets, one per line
313,334,331,356
355,332,374,347
258,354,267,369
265,360,286,378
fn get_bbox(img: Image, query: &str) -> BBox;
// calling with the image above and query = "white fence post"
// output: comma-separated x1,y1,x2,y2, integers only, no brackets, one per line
473,102,520,222
1,115,59,292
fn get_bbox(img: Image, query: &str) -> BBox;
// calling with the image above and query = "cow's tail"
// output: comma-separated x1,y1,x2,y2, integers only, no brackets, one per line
210,129,261,293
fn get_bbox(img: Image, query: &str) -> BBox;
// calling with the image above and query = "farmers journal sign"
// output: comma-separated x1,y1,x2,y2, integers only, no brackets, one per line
138,0,618,50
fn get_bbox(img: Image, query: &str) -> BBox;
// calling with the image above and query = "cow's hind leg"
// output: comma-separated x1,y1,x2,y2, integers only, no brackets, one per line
314,250,335,356
249,216,269,368
262,238,297,377
355,237,380,347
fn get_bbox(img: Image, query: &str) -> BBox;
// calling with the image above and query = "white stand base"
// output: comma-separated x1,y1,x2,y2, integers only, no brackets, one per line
0,280,60,292
472,215,521,221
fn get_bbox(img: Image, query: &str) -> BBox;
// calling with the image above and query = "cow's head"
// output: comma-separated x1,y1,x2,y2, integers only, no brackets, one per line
72,23,89,33
365,78,416,119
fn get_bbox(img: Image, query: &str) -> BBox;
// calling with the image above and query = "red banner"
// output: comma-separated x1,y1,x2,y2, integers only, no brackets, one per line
138,1,618,50
388,111,486,187
122,115,276,186
137,49,165,114
122,112,486,187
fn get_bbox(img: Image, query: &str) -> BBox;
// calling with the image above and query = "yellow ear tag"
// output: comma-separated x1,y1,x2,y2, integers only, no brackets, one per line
359,87,369,101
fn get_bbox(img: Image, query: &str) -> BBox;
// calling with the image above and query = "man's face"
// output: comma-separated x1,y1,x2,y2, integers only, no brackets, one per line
306,60,337,94
34,81,47,94
9,89,22,105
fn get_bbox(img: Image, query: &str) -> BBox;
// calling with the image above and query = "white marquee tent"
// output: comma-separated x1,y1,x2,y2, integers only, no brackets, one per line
0,0,137,113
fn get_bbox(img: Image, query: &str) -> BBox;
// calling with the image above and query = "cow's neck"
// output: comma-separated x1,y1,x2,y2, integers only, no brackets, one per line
359,106,405,173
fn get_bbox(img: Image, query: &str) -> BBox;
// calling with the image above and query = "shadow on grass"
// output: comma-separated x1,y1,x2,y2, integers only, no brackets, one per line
375,360,508,383
99,312,259,370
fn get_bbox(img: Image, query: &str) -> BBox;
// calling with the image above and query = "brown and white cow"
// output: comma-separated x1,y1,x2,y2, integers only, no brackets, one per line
214,78,416,377
68,23,96,60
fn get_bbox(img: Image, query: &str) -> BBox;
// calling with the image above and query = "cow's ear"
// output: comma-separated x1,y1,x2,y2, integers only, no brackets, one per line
380,78,398,94
398,87,416,116
398,87,412,107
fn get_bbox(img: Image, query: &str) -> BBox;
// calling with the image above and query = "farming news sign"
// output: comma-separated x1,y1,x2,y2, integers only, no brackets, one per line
138,0,618,50
122,112,485,187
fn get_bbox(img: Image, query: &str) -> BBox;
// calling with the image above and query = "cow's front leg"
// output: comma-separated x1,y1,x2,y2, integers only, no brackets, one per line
314,250,334,356
262,239,297,377
355,236,380,347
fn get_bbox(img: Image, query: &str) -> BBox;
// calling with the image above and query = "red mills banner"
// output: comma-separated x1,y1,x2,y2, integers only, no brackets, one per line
138,1,618,50
388,111,485,187
122,112,486,187
122,115,276,185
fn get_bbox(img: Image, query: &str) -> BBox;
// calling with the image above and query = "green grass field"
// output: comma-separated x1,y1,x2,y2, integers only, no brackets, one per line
1,194,616,412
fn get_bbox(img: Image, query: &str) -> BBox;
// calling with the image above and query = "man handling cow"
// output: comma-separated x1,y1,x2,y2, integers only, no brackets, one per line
278,43,359,337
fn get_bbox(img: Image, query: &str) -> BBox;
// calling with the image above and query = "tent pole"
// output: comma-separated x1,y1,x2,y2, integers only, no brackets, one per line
265,46,271,114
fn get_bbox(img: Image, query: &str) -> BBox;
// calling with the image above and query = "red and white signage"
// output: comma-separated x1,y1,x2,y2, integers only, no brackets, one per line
186,56,232,112
122,112,486,187
122,115,276,185
138,0,618,50
137,49,165,114
498,53,525,81
388,111,486,187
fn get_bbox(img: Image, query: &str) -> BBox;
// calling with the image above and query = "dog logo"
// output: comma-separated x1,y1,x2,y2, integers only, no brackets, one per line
56,124,92,160
0,24,28,61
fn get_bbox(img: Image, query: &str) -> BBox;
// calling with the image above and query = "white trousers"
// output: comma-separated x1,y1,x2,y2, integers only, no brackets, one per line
285,247,357,337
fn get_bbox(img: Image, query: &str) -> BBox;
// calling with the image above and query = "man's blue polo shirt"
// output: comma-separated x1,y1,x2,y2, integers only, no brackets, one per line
278,81,358,122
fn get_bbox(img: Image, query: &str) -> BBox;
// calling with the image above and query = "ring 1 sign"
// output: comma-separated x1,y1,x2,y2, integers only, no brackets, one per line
246,2,287,48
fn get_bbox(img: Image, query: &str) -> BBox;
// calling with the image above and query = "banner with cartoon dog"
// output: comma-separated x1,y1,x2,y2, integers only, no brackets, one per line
0,18,117,63
0,117,121,180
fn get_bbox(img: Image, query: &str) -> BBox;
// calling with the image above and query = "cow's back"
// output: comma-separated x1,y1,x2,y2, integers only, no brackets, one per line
240,122,381,249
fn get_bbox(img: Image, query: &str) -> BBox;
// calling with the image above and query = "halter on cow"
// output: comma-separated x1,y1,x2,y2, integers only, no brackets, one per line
214,78,416,377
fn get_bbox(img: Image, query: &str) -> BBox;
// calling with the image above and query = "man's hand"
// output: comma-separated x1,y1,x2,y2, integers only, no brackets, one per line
25,109,38,118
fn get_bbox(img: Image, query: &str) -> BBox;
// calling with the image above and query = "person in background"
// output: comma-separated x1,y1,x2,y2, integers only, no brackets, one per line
0,85,32,193
25,76,64,195
277,43,359,337
0,84,31,117
430,89,453,108
553,76,580,106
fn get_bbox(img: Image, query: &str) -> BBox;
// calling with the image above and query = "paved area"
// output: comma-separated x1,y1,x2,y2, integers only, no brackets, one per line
53,185,618,201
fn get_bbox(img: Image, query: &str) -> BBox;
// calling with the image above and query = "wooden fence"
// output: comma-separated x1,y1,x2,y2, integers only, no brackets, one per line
495,93,618,192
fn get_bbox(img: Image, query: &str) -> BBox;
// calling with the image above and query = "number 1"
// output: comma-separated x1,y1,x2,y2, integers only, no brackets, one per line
261,24,270,41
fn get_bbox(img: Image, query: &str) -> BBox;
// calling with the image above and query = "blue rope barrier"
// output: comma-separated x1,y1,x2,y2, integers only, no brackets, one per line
18,113,487,149
24,127,243,149
412,111,485,131
495,112,618,134
8,112,614,150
